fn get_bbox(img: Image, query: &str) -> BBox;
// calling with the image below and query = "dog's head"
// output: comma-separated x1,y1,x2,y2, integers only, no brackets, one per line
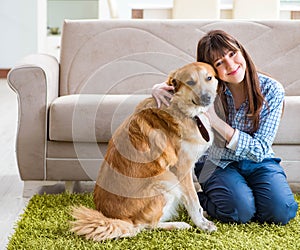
166,62,218,117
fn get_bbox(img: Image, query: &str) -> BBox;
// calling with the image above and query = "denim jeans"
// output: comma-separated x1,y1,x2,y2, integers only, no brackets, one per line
196,158,298,224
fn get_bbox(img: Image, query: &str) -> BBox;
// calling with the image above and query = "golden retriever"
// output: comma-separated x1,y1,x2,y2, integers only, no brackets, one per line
70,62,218,241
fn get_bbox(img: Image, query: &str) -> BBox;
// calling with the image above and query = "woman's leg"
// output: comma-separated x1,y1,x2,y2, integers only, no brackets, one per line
246,158,298,225
197,161,256,223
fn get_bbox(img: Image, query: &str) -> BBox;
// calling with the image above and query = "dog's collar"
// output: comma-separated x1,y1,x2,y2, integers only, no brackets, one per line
193,116,210,142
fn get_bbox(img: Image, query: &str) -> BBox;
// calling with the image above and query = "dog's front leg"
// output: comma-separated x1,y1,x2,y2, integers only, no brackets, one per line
178,168,217,232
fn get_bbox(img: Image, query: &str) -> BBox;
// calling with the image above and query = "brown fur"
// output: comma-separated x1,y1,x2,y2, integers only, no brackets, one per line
70,62,218,241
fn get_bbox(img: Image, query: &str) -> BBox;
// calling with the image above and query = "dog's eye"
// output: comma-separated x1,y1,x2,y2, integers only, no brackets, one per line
186,80,196,86
206,76,212,81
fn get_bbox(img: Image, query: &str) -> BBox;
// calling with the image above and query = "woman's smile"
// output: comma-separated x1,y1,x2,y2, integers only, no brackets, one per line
228,66,240,76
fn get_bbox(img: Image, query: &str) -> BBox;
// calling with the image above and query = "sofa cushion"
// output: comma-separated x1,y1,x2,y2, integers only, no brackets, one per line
274,96,300,144
49,94,150,142
50,95,299,145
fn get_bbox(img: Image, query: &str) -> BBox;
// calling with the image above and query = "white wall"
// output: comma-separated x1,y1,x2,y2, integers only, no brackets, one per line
99,0,173,19
48,0,98,31
0,0,42,68
101,0,231,19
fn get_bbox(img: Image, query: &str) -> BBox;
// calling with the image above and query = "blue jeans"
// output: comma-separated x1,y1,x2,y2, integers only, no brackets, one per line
197,158,298,224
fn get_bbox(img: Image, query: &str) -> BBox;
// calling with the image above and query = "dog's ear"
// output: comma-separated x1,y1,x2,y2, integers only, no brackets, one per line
167,71,180,93
166,70,176,86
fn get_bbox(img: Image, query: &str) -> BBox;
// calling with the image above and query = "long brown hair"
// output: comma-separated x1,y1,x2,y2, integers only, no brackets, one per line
197,30,265,133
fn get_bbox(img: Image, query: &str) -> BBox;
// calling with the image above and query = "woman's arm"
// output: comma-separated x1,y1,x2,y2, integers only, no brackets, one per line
208,76,285,163
234,93,284,162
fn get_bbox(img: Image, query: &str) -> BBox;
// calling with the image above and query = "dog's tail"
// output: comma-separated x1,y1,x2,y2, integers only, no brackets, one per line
70,206,144,241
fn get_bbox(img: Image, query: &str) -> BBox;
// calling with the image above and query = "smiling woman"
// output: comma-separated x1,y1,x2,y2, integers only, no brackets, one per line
196,30,298,225
153,29,298,225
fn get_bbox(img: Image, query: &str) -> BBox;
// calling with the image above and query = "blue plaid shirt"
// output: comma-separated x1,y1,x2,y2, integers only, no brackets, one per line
208,73,285,169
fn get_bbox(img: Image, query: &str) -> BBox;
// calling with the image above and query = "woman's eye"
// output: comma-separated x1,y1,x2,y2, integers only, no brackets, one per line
215,61,222,67
229,51,236,57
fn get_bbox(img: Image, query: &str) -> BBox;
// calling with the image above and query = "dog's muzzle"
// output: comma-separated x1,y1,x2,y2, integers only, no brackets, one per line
199,93,213,107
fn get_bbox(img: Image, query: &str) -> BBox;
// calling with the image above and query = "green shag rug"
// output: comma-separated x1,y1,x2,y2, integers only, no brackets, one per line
7,192,300,250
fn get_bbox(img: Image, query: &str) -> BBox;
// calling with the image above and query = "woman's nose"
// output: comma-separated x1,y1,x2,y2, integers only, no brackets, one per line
224,58,235,70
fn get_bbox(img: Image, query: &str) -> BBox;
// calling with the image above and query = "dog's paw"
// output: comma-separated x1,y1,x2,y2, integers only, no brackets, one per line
203,220,217,232
175,222,192,230
197,217,217,232
157,221,192,230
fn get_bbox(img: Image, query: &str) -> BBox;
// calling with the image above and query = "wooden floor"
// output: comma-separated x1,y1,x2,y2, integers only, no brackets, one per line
0,78,24,249
0,78,95,248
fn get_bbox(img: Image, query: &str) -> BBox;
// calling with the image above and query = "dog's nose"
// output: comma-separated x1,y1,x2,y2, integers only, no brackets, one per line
199,93,211,106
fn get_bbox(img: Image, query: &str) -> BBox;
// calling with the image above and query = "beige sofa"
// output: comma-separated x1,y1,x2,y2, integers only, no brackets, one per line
8,20,300,197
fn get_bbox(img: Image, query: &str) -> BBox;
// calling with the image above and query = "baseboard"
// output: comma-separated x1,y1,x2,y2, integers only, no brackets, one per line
0,69,10,78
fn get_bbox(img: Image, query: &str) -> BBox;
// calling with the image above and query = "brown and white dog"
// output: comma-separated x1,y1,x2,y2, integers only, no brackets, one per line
70,62,218,241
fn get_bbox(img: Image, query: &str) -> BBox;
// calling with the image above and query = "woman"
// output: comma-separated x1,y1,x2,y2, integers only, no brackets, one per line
152,30,298,225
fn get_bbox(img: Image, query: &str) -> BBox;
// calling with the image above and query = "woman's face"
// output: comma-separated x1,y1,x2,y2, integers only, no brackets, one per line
213,50,246,84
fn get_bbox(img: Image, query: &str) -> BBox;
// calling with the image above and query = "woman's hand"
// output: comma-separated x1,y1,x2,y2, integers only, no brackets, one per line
152,82,174,108
204,105,218,126
205,104,235,144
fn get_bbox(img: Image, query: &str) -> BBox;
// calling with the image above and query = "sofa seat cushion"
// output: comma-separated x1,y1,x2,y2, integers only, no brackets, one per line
49,94,150,142
49,95,298,144
274,96,300,144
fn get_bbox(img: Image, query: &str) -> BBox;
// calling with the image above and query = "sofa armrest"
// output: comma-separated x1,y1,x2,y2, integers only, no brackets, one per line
7,54,59,180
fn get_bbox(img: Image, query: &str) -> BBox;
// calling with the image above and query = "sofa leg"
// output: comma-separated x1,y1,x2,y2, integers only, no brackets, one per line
65,181,76,193
23,181,58,198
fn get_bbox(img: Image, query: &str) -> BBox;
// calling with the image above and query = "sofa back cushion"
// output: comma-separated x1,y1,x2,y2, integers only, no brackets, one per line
59,20,300,97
